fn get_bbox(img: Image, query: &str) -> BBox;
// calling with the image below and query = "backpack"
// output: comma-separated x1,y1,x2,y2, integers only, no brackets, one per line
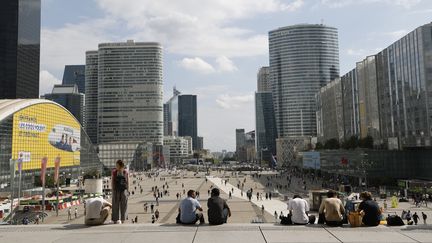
280,214,292,225
115,170,127,192
386,215,404,226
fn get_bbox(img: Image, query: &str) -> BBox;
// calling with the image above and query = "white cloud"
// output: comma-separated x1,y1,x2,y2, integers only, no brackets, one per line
39,70,61,95
216,94,254,109
216,56,238,72
320,0,422,8
179,57,215,74
93,0,303,57
41,18,117,74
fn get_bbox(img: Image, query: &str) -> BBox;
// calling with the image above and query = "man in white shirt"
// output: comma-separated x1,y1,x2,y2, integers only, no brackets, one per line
287,195,316,225
85,197,112,226
176,190,204,224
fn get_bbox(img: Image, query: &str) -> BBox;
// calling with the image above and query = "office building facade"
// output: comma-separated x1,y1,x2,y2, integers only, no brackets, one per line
269,24,339,138
62,65,86,94
178,95,198,150
255,92,277,162
318,22,432,149
95,41,163,145
257,66,270,92
84,51,99,144
43,84,85,125
0,0,40,99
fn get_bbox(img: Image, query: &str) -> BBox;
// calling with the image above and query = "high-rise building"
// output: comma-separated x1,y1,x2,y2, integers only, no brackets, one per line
316,78,344,142
84,50,98,144
178,94,198,150
235,128,246,162
257,67,270,92
255,92,277,162
164,87,181,136
197,136,204,150
95,40,163,145
0,0,40,99
269,24,339,138
318,22,432,149
62,65,86,94
43,84,85,125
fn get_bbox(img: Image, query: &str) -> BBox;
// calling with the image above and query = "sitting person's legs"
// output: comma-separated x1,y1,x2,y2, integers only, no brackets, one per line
196,212,205,224
223,208,229,223
85,207,110,226
308,215,316,224
326,220,343,227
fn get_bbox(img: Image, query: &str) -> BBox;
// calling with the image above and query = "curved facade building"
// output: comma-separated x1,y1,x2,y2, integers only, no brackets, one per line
269,24,339,138
96,41,164,145
0,99,101,191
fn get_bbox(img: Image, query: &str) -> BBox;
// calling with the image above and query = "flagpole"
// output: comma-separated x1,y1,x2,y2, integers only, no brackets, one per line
9,159,15,223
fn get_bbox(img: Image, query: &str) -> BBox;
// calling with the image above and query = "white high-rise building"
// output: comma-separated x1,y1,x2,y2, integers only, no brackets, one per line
94,40,163,145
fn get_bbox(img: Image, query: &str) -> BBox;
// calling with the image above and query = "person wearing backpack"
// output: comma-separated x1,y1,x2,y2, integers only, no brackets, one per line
111,159,129,224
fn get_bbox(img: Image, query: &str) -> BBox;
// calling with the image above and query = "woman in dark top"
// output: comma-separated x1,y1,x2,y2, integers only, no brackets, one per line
357,191,380,226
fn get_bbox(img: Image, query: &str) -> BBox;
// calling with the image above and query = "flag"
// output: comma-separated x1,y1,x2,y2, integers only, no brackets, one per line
54,156,61,184
41,157,48,185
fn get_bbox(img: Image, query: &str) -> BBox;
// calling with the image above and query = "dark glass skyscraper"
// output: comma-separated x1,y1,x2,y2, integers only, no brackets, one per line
62,65,86,93
255,92,277,161
0,0,41,99
178,95,198,150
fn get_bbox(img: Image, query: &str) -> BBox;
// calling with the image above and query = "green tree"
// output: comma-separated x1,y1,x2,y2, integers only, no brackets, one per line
324,138,340,149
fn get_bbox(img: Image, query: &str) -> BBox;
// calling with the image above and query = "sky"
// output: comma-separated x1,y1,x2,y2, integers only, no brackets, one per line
39,0,432,152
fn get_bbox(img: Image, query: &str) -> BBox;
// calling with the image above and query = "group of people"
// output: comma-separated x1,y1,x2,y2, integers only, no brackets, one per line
84,159,128,225
176,188,231,225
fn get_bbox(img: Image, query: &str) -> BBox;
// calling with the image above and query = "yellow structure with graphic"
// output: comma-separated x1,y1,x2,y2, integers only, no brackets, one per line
11,103,81,170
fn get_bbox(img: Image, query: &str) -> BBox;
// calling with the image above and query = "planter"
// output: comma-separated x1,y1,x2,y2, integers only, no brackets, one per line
84,179,103,194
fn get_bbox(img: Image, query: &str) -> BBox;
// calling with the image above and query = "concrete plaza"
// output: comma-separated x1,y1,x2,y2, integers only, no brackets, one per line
3,170,432,242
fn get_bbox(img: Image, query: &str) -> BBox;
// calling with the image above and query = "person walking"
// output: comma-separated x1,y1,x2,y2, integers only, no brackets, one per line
74,207,78,218
111,159,129,224
413,212,419,225
422,212,427,224
67,207,72,220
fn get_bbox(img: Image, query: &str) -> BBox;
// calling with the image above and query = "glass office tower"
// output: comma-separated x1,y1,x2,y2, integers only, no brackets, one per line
0,0,41,99
269,24,339,138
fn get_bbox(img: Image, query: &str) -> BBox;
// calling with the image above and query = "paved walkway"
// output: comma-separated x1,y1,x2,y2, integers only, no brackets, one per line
207,176,291,217
0,224,431,243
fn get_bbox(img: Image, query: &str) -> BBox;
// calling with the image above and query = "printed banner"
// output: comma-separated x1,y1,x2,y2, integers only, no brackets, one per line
54,156,61,184
41,157,48,185
11,103,81,171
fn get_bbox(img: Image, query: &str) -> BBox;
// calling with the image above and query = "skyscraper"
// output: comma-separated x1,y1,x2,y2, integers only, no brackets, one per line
96,40,163,145
62,65,86,94
0,0,40,99
235,128,246,162
43,84,85,125
255,92,277,161
269,24,339,138
257,66,270,92
178,95,198,150
85,50,98,144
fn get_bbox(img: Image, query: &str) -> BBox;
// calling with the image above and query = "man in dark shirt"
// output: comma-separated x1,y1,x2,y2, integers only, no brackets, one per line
358,191,381,226
207,188,231,225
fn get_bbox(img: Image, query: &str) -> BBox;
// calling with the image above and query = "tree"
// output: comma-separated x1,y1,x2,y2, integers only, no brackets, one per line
342,136,359,149
359,136,374,149
315,142,324,150
324,138,340,149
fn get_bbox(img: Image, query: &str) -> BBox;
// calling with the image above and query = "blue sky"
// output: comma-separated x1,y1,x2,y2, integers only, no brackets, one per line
39,0,432,152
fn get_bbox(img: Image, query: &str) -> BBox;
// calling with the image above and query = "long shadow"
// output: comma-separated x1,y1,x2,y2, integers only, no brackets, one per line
50,224,91,230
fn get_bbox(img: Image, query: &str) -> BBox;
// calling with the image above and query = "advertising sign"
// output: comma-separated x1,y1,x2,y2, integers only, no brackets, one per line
11,103,80,171
54,156,61,184
303,151,320,169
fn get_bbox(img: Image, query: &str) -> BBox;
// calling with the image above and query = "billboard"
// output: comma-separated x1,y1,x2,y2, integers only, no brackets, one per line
11,103,80,170
303,151,320,169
